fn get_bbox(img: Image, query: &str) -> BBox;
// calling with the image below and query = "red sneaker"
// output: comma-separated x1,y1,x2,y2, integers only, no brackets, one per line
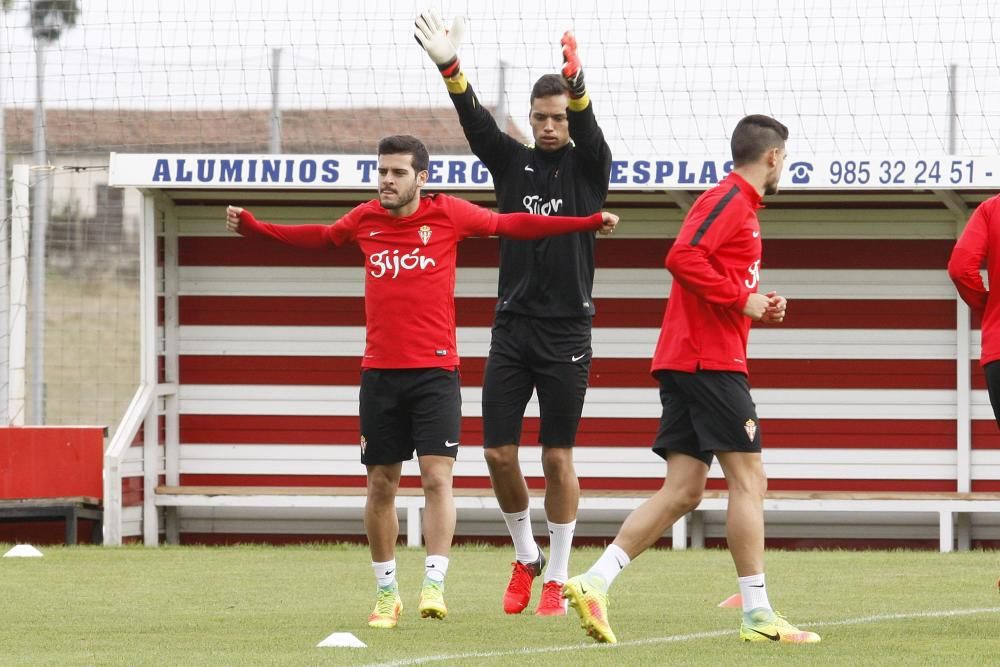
502,550,545,614
535,580,568,616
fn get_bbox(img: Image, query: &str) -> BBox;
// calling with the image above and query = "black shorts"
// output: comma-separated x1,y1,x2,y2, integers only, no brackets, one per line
984,361,1000,428
482,313,591,448
359,368,462,465
652,369,761,465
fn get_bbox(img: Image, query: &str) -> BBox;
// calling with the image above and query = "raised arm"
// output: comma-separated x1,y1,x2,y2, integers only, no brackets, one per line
561,31,612,192
415,9,520,174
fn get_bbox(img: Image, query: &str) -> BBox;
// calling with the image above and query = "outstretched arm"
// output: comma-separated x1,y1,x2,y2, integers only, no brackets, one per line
226,205,338,248
495,211,618,240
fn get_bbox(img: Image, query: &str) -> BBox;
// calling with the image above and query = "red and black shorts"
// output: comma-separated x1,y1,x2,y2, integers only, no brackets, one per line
359,367,462,466
652,369,762,465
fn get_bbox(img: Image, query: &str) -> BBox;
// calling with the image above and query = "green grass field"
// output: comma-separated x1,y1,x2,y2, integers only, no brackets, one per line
1,544,998,666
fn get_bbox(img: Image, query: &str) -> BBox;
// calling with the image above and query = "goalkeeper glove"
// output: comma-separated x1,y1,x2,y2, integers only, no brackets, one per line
414,9,467,79
561,31,587,101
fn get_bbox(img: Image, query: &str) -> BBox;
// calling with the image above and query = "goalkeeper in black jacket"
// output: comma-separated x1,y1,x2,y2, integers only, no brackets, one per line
416,9,613,617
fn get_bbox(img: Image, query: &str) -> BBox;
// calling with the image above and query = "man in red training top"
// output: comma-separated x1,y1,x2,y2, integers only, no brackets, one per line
225,134,618,630
949,194,1000,425
563,115,821,645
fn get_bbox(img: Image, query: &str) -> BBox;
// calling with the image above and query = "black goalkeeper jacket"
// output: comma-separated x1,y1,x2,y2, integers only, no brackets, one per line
449,83,612,318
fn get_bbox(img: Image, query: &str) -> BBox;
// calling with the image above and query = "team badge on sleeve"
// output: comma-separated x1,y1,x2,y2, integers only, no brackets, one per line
744,419,757,442
419,225,432,245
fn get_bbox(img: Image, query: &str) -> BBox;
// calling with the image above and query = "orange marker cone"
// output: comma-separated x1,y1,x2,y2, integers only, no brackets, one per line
717,593,742,608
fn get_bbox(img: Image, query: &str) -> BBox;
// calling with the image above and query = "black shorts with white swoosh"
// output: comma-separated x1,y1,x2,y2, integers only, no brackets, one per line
359,368,462,465
482,313,591,448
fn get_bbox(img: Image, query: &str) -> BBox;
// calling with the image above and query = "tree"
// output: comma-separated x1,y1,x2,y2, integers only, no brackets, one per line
30,0,78,41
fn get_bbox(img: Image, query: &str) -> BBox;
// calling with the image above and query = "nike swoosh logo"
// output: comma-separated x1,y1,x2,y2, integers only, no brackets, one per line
516,517,526,522
384,569,394,576
369,231,383,237
444,440,459,447
752,231,760,238
750,584,765,588
571,353,587,362
750,628,780,641
524,165,534,172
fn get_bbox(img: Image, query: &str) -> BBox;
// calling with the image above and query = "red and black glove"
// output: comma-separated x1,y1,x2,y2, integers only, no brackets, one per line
561,31,587,100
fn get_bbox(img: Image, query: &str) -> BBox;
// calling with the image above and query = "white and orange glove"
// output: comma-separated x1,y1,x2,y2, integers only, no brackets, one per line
415,9,467,82
560,31,590,109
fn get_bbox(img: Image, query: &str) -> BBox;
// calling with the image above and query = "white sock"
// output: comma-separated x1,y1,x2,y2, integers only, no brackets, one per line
543,519,576,584
425,554,449,583
372,559,397,589
502,509,539,563
738,573,772,613
587,543,631,590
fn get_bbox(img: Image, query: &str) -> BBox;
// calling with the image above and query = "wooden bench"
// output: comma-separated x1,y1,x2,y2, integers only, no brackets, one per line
0,497,104,545
154,486,1000,552
688,490,1000,553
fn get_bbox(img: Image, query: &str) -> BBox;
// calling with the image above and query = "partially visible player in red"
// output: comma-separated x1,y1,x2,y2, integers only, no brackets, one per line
225,134,618,630
949,194,1000,426
562,115,820,645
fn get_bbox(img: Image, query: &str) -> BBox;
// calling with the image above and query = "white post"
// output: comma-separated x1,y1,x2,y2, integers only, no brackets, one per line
8,165,29,425
955,298,971,493
141,194,159,546
269,48,282,154
29,38,49,423
162,200,180,544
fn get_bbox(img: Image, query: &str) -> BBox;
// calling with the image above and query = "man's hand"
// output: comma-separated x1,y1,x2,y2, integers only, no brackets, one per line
742,292,771,321
561,31,587,99
226,205,244,234
745,291,787,323
759,291,787,324
597,211,618,236
414,9,466,73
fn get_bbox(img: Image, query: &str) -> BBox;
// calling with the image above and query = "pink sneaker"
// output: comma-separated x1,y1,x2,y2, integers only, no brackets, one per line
535,581,568,616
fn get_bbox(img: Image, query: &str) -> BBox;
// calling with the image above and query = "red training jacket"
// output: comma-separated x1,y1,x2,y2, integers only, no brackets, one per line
948,193,1000,365
236,194,602,370
651,172,763,376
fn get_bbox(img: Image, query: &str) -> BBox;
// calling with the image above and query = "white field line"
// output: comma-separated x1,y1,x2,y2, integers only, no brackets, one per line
357,606,1000,667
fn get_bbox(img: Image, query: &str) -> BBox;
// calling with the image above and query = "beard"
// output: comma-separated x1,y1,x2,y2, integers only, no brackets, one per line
379,181,418,210
764,177,780,196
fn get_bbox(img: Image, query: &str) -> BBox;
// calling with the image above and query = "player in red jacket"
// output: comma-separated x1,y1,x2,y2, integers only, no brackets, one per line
563,116,820,645
949,194,1000,425
225,134,618,630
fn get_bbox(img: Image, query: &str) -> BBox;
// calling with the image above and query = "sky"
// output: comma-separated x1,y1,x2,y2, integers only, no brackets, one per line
0,0,998,156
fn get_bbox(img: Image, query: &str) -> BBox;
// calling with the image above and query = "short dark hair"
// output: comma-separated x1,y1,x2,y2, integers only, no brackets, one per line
730,115,789,166
530,74,569,104
377,134,429,173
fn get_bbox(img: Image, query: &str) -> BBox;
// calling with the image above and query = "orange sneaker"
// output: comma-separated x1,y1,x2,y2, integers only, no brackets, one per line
367,585,402,629
503,550,545,614
535,581,568,616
